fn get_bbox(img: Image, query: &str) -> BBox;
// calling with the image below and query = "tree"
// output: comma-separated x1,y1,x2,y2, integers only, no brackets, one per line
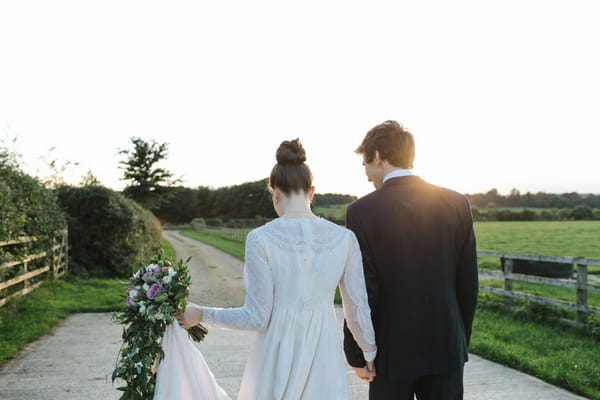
119,137,180,211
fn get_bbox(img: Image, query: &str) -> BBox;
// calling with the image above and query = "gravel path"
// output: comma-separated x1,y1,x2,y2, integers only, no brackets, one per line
0,231,590,400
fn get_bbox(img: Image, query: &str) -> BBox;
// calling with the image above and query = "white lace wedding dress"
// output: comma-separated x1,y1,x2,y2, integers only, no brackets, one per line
155,217,376,400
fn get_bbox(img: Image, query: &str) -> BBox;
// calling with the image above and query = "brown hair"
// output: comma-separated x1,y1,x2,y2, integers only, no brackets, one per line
269,139,313,195
355,120,415,168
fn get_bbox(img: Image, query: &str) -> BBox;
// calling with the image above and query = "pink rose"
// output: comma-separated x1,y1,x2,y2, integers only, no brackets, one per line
146,283,163,300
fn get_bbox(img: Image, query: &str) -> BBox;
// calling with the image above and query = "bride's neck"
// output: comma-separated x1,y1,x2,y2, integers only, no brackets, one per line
279,192,315,218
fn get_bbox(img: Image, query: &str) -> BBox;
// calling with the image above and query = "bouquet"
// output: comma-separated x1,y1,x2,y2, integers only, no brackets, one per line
112,250,207,399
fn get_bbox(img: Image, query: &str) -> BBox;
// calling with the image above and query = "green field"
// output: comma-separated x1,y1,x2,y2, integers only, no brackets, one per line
474,220,600,259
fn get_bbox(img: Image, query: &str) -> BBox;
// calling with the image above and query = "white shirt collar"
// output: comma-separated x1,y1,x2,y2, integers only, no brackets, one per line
383,169,414,183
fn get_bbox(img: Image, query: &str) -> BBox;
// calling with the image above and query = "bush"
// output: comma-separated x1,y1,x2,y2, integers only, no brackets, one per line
55,185,161,278
0,152,66,268
571,205,593,220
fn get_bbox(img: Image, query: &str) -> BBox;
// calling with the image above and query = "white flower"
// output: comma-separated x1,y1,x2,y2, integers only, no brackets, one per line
129,289,139,298
142,283,149,292
168,267,177,277
139,303,146,313
155,312,165,321
162,275,172,284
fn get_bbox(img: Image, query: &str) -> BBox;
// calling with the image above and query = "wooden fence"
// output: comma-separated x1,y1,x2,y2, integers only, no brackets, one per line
0,230,68,308
478,250,600,325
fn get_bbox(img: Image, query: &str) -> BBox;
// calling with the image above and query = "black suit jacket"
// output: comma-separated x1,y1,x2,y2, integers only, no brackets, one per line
343,175,478,380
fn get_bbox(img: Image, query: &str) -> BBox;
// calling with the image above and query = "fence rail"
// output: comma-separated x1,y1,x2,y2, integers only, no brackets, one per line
477,250,600,325
0,230,68,308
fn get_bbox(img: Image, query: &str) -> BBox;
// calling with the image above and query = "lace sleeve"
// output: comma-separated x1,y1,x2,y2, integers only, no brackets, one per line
339,232,377,362
202,230,273,331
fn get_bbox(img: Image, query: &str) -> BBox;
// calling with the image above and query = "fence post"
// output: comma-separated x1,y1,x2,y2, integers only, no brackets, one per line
576,259,588,325
503,257,513,311
64,228,69,274
23,260,30,289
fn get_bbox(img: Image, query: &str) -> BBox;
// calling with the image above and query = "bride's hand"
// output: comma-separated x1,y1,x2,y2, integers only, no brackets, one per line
353,360,376,383
175,303,203,328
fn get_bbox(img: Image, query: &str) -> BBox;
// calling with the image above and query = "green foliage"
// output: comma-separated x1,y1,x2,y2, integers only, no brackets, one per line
313,193,357,207
572,205,593,220
55,185,162,278
0,277,124,362
0,149,66,268
154,186,199,224
467,188,600,209
119,137,179,211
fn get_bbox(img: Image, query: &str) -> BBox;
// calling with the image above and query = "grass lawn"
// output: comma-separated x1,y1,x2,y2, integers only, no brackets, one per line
184,226,600,399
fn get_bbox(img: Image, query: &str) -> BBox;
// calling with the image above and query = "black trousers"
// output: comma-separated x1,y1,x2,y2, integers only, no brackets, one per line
369,366,464,400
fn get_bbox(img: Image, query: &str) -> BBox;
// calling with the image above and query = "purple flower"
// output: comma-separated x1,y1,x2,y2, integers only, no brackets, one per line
146,283,163,300
126,296,134,307
151,265,162,273
142,271,153,282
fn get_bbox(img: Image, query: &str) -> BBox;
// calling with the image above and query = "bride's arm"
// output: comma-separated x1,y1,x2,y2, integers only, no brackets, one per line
339,232,377,363
201,230,274,331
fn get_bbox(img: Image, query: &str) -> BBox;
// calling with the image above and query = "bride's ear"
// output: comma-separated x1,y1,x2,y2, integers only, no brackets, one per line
308,186,315,203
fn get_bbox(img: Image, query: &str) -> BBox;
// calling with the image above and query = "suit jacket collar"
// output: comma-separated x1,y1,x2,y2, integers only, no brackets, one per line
381,174,422,188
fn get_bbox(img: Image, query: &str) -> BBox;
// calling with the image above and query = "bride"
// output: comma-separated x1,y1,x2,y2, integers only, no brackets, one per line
159,139,376,399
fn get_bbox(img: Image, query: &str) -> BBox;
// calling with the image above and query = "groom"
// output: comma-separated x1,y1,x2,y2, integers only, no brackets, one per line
343,120,478,400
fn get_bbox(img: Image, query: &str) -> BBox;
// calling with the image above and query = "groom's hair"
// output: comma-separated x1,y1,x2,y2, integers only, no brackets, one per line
356,120,415,169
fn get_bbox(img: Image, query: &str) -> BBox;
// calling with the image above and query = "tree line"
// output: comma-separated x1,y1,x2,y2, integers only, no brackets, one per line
466,188,600,209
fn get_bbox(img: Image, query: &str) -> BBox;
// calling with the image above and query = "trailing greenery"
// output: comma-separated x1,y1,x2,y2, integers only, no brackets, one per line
55,185,162,278
0,277,124,363
112,251,206,399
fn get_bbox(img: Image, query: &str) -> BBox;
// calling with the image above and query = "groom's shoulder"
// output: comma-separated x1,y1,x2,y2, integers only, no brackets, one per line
347,190,380,213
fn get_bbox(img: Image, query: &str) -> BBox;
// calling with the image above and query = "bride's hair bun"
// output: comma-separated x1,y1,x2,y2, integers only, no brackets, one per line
276,139,306,165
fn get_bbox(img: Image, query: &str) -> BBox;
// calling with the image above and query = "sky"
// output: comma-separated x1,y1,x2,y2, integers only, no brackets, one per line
1,0,598,198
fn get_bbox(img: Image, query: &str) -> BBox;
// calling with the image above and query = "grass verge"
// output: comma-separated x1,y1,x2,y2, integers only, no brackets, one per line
471,302,600,399
0,277,124,363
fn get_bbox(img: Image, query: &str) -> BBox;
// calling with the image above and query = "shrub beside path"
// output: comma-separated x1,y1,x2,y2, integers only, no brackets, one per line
0,231,589,399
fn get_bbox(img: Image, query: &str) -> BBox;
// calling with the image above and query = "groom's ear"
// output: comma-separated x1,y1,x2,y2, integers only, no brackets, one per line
374,150,383,166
